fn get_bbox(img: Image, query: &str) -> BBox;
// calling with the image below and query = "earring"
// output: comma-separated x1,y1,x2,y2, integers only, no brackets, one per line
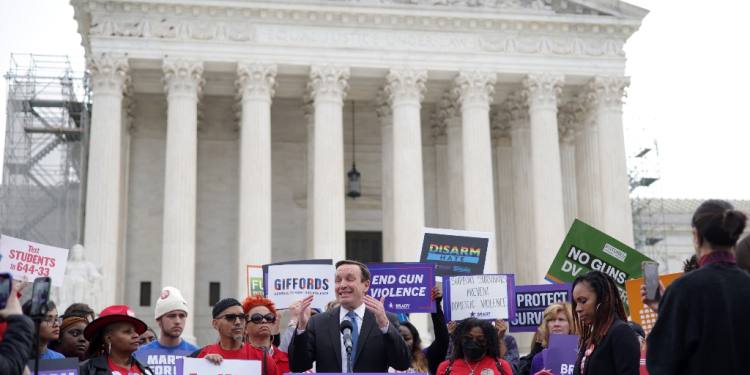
596,304,601,312
108,343,111,353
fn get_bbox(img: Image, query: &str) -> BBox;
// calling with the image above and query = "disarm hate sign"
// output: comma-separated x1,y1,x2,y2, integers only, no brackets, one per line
544,219,653,315
509,283,572,333
419,228,493,278
443,274,515,322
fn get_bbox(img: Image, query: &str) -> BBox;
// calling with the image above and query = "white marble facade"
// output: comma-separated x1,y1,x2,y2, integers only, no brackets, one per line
72,0,647,345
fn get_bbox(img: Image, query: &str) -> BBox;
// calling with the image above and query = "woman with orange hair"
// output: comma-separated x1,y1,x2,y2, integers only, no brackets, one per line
242,294,290,374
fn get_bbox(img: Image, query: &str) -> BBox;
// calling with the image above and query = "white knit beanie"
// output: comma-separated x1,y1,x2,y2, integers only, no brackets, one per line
154,286,189,319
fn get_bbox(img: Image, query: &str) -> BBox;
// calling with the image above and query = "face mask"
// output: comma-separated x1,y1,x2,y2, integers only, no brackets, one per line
462,339,485,360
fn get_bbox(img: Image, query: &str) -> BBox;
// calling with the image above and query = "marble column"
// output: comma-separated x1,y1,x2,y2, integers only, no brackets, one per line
431,94,450,229
443,94,464,231
523,74,566,281
588,76,634,246
455,71,497,273
375,89,395,261
557,105,578,231
504,94,535,285
236,63,277,296
303,94,315,259
84,56,129,311
491,112,515,274
308,65,350,260
385,68,427,262
161,59,204,344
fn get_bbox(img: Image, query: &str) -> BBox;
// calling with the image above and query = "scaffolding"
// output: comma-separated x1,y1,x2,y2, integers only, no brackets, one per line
1,54,90,249
626,121,668,273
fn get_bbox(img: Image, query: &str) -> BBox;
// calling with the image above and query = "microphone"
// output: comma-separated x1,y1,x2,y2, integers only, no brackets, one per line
340,320,354,354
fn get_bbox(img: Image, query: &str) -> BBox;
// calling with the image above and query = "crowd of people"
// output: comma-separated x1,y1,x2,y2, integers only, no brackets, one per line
0,198,748,375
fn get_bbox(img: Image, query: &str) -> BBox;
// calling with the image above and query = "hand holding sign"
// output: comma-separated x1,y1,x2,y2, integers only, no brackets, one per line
363,294,389,329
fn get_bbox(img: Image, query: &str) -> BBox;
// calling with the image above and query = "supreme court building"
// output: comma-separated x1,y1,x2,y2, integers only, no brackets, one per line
71,0,647,344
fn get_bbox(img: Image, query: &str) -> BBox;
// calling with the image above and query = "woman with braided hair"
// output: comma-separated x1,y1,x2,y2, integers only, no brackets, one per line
436,318,512,375
571,271,639,375
646,200,750,375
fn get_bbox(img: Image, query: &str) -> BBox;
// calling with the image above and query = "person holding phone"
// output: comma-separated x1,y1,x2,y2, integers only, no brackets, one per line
571,271,639,375
646,200,750,375
79,305,153,375
0,278,35,375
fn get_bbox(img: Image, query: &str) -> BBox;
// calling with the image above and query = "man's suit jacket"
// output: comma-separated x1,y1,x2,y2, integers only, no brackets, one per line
288,306,412,373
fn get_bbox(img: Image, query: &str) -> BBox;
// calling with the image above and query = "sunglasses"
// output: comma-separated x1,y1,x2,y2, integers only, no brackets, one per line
248,313,276,324
215,313,249,323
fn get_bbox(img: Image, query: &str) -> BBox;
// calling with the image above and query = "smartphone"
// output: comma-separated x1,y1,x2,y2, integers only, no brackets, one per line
0,273,12,310
29,277,51,318
642,261,660,301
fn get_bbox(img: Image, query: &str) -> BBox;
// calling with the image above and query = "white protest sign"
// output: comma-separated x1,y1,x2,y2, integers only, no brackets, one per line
444,274,514,321
266,263,335,309
0,235,69,287
181,357,261,375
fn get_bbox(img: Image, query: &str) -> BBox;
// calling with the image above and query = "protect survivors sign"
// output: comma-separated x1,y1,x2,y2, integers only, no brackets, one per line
266,262,335,309
0,235,68,287
366,262,435,314
544,219,653,314
419,228,493,278
134,349,192,375
509,283,572,333
443,274,515,322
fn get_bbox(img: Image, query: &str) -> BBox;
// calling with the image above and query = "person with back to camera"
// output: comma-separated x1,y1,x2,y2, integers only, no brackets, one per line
435,317,513,375
735,234,750,272
288,260,412,373
0,280,35,375
645,200,750,375
571,271,639,375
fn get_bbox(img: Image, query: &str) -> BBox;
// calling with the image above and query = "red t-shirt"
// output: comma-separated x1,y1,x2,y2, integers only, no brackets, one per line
107,357,143,375
197,343,282,375
436,356,512,375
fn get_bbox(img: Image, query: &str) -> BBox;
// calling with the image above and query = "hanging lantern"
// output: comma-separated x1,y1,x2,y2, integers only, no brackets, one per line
347,100,361,199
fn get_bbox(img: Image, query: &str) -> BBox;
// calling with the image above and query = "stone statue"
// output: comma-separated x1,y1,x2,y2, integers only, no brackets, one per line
58,244,103,314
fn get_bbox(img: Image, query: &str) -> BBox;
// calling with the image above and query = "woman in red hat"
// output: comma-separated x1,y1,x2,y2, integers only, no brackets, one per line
79,305,154,375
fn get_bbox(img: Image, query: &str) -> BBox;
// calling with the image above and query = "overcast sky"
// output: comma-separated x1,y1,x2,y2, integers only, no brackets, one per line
1,0,748,199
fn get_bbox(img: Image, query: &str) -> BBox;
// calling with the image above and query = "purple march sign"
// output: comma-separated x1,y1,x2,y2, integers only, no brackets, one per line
366,262,436,314
134,349,193,375
508,283,572,333
545,334,580,375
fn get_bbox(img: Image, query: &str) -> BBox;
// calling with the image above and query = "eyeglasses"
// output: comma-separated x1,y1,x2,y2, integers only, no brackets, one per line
215,313,249,323
462,335,486,346
44,317,63,327
248,313,276,324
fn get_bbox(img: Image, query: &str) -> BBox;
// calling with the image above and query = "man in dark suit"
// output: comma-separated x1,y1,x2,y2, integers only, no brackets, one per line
289,260,412,372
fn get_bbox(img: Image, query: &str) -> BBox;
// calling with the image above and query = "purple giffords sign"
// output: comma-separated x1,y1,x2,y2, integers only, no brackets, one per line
508,283,572,333
366,262,436,314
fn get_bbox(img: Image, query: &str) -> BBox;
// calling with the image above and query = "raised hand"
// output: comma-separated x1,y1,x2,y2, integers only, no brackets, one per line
447,321,457,335
272,309,284,335
290,300,301,321
640,280,665,314
431,285,442,301
363,295,389,329
494,318,507,339
297,294,315,331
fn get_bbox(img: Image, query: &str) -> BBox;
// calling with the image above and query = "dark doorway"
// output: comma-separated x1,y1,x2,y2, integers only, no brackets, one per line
346,231,383,263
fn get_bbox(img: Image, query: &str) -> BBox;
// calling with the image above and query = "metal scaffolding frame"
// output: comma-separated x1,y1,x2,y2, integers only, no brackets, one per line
1,54,90,249
627,122,668,273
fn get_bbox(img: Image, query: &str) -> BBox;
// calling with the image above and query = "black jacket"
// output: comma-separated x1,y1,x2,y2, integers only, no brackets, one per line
288,306,412,372
573,315,640,375
79,353,153,375
646,263,750,375
0,315,34,375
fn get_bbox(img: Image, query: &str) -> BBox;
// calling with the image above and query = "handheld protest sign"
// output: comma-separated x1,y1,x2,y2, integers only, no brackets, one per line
366,262,436,314
27,358,79,374
442,274,515,322
545,334,580,375
246,265,264,298
624,272,682,336
508,283,572,333
266,262,335,310
544,219,654,314
419,228,493,278
262,259,333,298
182,357,261,375
0,235,68,287
134,349,192,374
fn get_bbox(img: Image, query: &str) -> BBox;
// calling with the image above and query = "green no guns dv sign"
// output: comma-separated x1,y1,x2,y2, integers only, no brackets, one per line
545,219,654,314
